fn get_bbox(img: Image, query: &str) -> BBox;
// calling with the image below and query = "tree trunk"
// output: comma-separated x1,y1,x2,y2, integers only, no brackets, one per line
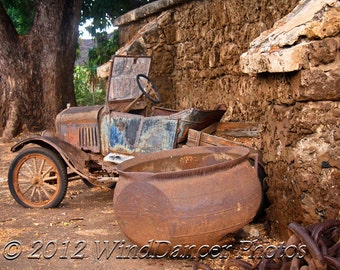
0,0,81,142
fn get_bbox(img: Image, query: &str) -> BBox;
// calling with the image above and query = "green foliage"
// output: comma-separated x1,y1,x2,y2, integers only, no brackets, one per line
81,0,157,36
88,30,120,66
77,1,158,105
73,65,106,106
2,0,158,106
2,0,34,35
74,30,120,106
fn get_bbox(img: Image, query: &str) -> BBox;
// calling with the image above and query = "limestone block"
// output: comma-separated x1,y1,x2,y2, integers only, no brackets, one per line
114,0,190,27
296,67,340,100
240,43,309,73
240,0,340,73
97,61,111,78
308,38,339,66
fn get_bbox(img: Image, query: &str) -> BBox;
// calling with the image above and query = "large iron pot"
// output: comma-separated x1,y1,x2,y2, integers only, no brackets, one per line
113,146,262,255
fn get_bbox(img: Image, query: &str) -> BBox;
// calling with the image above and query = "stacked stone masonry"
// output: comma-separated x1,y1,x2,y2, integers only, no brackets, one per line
114,0,340,239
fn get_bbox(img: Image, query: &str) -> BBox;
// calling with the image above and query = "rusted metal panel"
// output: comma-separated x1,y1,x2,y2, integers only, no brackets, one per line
114,146,262,255
135,117,178,153
10,135,91,179
152,106,226,143
107,112,178,154
108,56,151,101
109,113,143,153
55,105,103,153
104,106,226,155
171,107,226,143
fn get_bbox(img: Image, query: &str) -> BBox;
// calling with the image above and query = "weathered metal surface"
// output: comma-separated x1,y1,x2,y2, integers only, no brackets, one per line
107,99,147,113
106,111,178,154
152,106,226,143
55,103,225,157
55,105,103,153
169,107,226,143
10,135,91,180
107,55,151,101
114,146,262,254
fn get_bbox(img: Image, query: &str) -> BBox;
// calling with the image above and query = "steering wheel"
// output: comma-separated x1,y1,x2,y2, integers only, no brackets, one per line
136,74,161,103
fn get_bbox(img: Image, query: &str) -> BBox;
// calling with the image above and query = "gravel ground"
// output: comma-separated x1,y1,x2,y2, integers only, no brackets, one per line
0,142,272,270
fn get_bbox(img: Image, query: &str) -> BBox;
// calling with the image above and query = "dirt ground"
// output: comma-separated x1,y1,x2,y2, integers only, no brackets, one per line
0,142,270,270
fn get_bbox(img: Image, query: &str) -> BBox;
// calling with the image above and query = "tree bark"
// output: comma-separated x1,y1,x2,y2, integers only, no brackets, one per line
0,0,81,142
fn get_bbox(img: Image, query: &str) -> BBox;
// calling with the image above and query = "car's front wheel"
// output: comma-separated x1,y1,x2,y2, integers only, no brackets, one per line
8,147,68,208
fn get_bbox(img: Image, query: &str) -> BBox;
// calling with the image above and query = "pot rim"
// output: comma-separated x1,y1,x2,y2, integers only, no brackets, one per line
116,146,252,180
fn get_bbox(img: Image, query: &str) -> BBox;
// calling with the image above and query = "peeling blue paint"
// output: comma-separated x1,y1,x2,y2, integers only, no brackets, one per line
108,113,178,154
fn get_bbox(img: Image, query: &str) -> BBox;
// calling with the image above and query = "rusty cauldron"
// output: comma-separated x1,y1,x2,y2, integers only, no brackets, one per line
113,146,262,255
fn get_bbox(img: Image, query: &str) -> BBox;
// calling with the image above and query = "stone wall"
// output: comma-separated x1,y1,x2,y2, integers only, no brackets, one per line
114,0,339,239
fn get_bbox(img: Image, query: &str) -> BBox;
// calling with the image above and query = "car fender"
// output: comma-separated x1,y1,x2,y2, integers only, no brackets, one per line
11,135,91,180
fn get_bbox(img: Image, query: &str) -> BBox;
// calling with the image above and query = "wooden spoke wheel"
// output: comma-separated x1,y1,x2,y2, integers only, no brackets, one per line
8,147,68,208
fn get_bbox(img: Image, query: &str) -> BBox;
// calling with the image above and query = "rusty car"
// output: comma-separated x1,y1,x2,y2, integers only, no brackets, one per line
7,55,227,208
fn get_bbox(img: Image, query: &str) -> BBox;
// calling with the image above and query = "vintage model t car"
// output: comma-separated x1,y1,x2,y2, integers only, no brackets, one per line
7,55,226,208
